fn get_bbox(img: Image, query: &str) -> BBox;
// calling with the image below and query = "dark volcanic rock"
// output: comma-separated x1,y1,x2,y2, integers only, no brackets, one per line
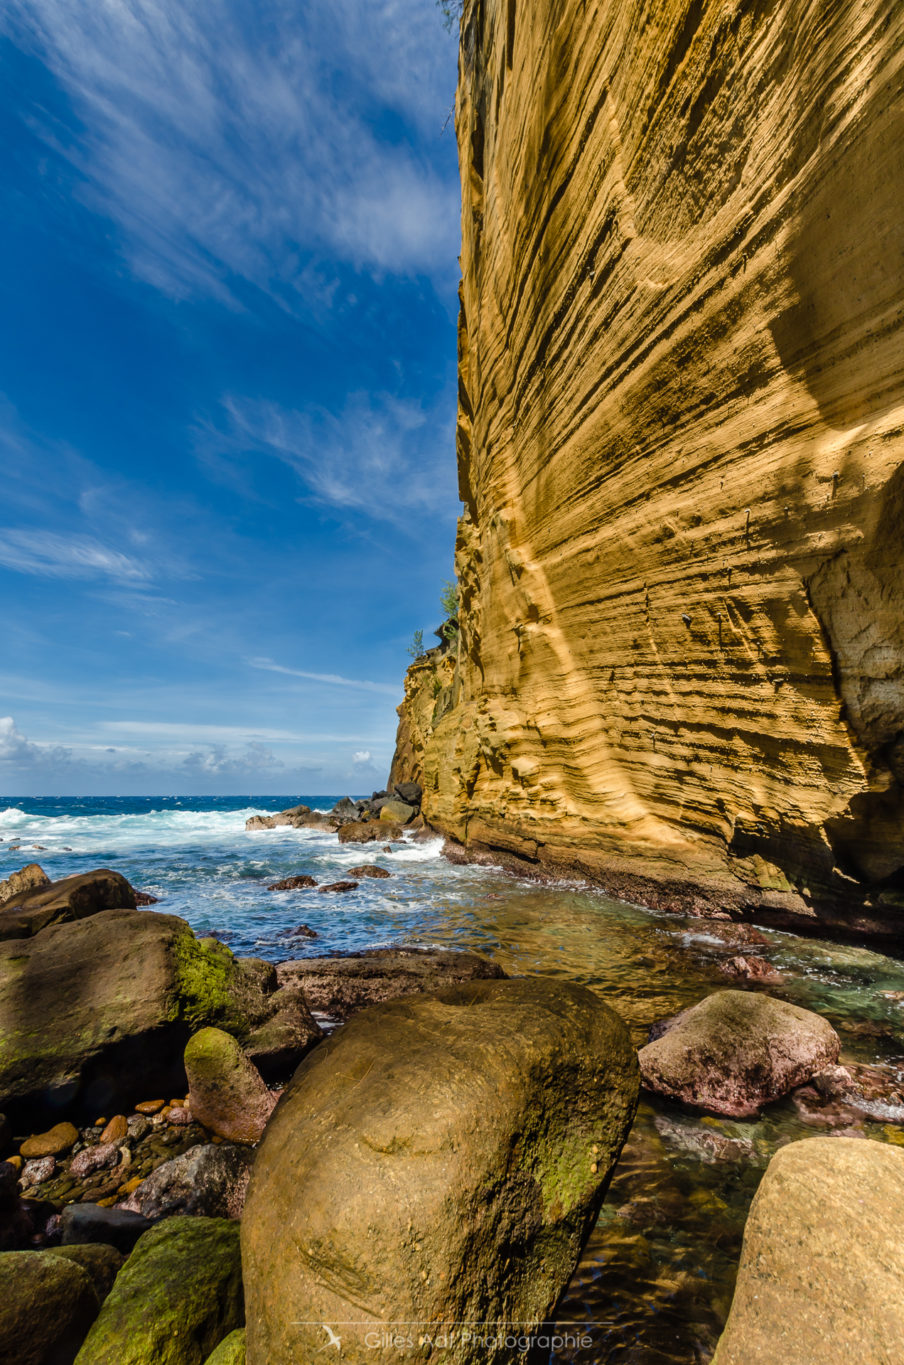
61,1204,152,1255
241,977,639,1365
393,780,423,806
639,990,841,1118
276,947,506,1020
346,864,391,879
266,876,316,891
317,881,358,894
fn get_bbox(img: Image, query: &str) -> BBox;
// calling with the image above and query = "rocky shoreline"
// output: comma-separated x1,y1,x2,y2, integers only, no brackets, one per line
3,819,904,1362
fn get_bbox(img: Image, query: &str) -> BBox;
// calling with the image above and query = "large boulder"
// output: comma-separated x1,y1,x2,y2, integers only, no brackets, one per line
185,1029,275,1144
0,870,137,941
51,1245,124,1305
379,799,416,824
275,948,506,1020
713,1137,904,1363
0,1249,100,1365
61,1205,151,1255
393,781,422,807
241,977,638,1364
118,1144,253,1220
639,990,840,1118
74,1217,244,1365
0,910,278,1122
0,863,50,907
203,1330,245,1365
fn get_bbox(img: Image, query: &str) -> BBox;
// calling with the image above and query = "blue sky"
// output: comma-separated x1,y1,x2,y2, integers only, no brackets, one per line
0,0,460,796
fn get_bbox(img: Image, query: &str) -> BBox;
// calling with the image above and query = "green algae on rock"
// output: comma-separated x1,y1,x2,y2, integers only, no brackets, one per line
0,1249,100,1365
185,1028,275,1145
713,1137,904,1363
241,976,638,1364
203,1329,245,1365
50,1244,124,1305
74,1216,243,1365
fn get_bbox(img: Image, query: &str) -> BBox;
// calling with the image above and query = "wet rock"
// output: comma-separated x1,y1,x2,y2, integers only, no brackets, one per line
75,1216,244,1365
134,1101,165,1116
718,955,782,983
317,880,358,894
51,1244,124,1304
203,1328,245,1364
98,1116,127,1146
713,1138,904,1363
0,1113,10,1156
21,1157,57,1188
70,1144,119,1179
185,1028,276,1145
0,911,280,1121
133,892,159,906
639,990,840,1118
0,1249,100,1365
266,876,316,891
277,923,317,940
244,805,312,832
0,863,50,907
346,864,391,879
795,1062,904,1127
20,1122,80,1159
652,1114,758,1164
242,977,638,1364
118,1144,253,1220
60,1203,152,1255
276,947,506,1021
243,988,323,1081
337,821,402,844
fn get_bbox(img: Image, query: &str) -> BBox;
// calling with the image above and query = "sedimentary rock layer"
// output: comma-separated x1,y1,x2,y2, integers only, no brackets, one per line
392,0,904,933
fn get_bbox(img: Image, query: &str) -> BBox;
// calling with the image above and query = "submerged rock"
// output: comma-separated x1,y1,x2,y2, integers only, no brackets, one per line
266,876,316,891
713,1138,904,1363
118,1143,253,1220
275,947,506,1020
317,880,358,894
74,1216,244,1365
185,1029,276,1144
639,990,840,1118
346,864,391,879
0,1249,100,1365
241,976,638,1364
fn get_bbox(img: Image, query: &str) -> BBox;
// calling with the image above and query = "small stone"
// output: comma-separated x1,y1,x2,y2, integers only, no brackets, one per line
20,1156,56,1188
5,1156,21,1174
134,1100,165,1115
99,1115,128,1145
70,1143,119,1178
20,1121,79,1159
119,1176,143,1195
168,1107,192,1125
126,1116,150,1142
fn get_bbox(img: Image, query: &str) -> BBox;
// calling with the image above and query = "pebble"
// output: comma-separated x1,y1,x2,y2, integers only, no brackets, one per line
70,1143,119,1178
100,1115,128,1145
134,1100,166,1115
168,1107,192,1126
21,1156,56,1187
20,1122,79,1160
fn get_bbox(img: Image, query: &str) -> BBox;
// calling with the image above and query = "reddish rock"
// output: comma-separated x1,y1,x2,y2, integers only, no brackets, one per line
99,1115,128,1145
639,990,841,1118
134,1100,165,1116
318,881,359,894
719,954,782,983
133,891,159,906
346,865,391,879
70,1144,119,1179
185,1028,276,1145
338,821,402,844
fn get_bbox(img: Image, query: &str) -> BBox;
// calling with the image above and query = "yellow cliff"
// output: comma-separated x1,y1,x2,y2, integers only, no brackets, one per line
392,0,904,935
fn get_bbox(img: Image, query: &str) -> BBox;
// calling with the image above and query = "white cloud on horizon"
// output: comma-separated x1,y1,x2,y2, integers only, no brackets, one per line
3,0,459,307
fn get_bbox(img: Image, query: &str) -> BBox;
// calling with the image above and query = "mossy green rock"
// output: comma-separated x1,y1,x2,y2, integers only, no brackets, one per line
203,1329,245,1364
51,1245,124,1305
242,977,639,1364
0,1249,100,1365
185,1029,275,1144
0,910,276,1119
75,1216,243,1365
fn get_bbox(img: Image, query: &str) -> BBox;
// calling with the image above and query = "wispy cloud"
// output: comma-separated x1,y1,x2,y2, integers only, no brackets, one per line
0,529,151,581
202,389,457,524
248,656,399,695
3,0,458,307
0,716,71,768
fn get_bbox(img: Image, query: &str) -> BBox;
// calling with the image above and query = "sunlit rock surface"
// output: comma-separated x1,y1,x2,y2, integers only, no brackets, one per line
393,0,904,934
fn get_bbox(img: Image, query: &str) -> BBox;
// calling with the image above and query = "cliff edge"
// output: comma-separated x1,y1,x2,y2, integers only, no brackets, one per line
392,0,904,937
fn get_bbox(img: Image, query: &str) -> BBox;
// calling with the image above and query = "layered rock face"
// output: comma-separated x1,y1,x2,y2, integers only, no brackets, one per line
394,0,904,933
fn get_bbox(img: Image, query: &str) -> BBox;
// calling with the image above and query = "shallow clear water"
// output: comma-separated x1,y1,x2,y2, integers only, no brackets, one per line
4,796,904,1362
